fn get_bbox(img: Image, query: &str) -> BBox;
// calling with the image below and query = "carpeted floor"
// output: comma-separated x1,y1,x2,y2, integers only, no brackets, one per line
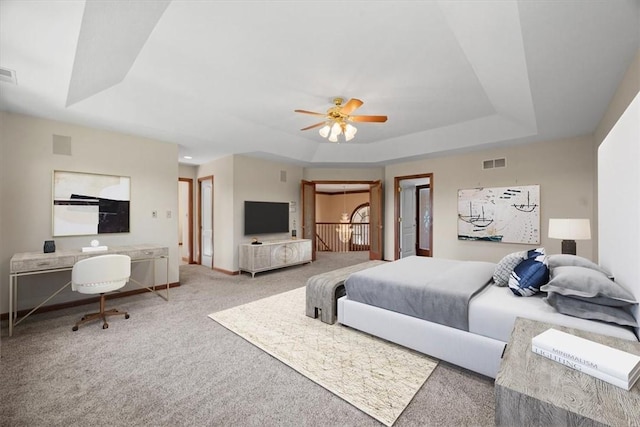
0,252,495,426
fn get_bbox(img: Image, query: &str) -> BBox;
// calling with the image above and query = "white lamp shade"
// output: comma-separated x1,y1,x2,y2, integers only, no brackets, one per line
318,124,330,138
548,218,591,240
344,124,357,141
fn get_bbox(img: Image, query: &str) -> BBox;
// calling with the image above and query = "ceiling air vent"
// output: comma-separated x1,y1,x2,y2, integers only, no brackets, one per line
0,67,17,85
483,158,507,170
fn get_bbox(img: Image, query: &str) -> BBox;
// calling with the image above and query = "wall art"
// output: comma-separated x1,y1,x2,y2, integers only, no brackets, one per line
53,170,130,236
457,185,540,244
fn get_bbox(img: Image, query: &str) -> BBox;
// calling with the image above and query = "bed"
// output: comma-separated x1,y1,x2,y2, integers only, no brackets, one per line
337,254,639,378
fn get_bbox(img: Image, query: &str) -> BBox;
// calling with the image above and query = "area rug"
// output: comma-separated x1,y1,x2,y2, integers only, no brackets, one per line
208,286,438,426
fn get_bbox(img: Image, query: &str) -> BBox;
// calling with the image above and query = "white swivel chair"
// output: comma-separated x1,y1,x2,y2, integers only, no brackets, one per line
71,254,131,331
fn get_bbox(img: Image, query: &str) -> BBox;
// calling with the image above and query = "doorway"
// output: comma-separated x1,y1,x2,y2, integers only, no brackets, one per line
301,180,383,261
198,176,214,268
394,173,433,260
178,178,194,264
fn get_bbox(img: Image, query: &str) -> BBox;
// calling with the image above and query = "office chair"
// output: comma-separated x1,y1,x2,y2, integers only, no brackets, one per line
71,254,131,331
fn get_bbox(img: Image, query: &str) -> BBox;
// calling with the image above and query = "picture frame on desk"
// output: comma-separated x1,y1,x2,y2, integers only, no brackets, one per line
52,170,130,237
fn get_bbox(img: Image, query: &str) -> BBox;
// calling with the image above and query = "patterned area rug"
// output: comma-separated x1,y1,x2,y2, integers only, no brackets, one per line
209,287,437,426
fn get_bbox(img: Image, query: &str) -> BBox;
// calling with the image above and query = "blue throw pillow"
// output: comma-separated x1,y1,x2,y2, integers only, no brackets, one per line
509,253,549,297
526,247,545,259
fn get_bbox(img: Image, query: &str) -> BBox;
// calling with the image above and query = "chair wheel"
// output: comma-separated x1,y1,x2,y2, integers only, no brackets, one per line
102,323,109,329
125,314,130,319
72,326,78,331
81,316,86,321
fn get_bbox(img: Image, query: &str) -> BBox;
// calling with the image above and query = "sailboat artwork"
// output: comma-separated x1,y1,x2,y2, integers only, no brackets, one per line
500,189,539,213
457,185,540,244
458,202,494,228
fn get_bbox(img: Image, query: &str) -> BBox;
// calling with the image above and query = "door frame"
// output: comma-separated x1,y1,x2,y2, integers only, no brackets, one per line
179,177,194,264
394,173,433,260
415,183,432,257
197,175,214,267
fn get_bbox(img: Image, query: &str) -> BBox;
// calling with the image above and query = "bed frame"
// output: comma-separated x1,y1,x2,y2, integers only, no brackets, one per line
338,296,506,378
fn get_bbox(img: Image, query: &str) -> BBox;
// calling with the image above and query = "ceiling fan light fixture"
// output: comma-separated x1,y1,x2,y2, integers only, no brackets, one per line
344,124,357,141
318,124,331,138
295,97,386,143
330,122,342,137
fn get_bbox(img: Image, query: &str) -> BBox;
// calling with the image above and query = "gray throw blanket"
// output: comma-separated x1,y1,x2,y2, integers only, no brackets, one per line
344,256,496,331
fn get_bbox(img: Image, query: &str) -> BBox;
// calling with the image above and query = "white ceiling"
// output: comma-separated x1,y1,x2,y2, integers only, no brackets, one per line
0,1,638,167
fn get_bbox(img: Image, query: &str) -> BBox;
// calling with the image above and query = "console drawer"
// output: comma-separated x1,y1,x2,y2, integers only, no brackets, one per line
11,255,76,273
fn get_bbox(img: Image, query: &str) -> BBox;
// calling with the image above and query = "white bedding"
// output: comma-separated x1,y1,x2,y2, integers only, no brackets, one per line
469,285,638,342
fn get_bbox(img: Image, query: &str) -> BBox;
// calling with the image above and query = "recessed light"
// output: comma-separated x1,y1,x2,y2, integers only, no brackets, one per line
183,156,193,160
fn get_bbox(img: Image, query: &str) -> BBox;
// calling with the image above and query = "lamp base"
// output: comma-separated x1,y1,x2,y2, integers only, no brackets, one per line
561,240,577,255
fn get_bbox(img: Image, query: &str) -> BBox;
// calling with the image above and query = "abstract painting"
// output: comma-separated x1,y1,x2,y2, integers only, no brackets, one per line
53,171,130,236
457,185,540,244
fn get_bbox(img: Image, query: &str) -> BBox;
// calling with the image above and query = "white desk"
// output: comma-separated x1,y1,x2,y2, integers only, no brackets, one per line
9,244,169,336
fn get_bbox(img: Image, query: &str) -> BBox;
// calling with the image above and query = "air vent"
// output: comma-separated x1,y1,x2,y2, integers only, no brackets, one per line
483,158,507,170
52,134,72,156
0,67,17,85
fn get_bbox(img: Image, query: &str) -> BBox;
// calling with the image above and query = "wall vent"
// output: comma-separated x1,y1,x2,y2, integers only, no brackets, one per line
52,134,72,156
483,157,506,170
0,67,17,85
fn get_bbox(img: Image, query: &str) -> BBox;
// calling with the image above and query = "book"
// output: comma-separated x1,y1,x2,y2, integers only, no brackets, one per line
81,246,108,252
532,345,637,390
532,328,640,382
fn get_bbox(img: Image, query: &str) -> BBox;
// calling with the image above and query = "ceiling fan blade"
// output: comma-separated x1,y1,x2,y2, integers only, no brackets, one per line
294,109,326,117
350,115,388,123
339,98,364,115
300,121,326,131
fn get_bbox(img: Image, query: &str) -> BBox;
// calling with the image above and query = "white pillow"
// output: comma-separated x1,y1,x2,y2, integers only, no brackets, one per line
493,251,526,287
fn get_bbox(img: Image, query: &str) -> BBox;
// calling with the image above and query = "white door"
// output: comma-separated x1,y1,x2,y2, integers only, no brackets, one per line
200,177,213,268
400,183,416,258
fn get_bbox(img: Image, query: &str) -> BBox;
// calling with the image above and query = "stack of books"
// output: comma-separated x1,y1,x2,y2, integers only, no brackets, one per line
531,328,640,390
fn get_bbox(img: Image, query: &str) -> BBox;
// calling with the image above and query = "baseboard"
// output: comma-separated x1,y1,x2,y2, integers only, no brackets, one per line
213,266,239,275
0,281,180,321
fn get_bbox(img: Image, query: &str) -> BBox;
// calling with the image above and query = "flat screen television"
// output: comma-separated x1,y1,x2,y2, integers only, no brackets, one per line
244,201,289,235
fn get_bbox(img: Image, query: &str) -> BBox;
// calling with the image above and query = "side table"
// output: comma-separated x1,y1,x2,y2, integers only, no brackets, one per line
495,317,640,426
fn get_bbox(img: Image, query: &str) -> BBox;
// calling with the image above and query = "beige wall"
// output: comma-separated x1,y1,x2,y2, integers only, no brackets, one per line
384,135,596,262
0,112,179,314
304,167,384,182
197,154,303,272
316,192,369,223
201,138,597,268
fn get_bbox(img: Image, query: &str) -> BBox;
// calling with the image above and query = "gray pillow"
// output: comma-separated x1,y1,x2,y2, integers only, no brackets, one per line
544,292,638,327
540,266,637,306
547,254,612,277
493,251,526,287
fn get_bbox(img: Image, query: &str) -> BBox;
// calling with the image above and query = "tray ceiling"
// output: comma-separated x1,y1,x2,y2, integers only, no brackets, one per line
0,1,638,166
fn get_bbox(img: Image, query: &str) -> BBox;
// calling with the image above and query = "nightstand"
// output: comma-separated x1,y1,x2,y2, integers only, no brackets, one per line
495,317,640,426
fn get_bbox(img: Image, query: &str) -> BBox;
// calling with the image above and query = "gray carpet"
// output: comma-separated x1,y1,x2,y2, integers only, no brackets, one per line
0,252,495,426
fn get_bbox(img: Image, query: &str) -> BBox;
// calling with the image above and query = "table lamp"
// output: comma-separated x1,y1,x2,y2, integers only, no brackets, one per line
548,218,591,255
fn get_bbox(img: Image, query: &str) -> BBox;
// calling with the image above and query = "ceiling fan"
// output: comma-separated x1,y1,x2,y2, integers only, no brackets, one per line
294,97,388,142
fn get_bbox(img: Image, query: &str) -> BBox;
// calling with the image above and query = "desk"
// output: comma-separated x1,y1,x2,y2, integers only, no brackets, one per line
495,317,640,426
9,244,169,337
